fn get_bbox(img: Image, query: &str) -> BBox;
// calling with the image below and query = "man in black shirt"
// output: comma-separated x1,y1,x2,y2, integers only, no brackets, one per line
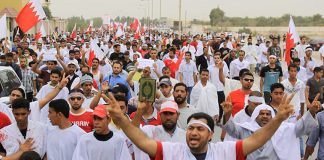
109,44,124,62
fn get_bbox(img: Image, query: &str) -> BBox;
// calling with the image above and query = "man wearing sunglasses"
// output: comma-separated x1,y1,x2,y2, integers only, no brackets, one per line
68,89,93,133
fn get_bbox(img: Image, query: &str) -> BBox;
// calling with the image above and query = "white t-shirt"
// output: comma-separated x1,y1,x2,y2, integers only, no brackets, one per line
0,120,47,158
72,131,132,160
134,125,186,160
82,96,105,110
47,124,85,160
36,84,69,123
154,141,244,160
177,104,198,129
178,60,198,87
208,62,229,91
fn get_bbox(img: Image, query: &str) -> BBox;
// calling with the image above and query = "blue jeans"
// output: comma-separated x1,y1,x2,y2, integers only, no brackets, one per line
187,86,193,104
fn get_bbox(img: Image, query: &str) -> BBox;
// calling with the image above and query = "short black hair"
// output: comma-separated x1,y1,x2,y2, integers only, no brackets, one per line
288,63,298,71
11,88,26,98
12,98,30,110
114,95,128,106
174,82,188,92
292,58,300,63
270,83,285,93
199,68,209,75
50,69,62,77
240,71,254,79
239,68,250,78
314,66,323,73
19,151,41,160
187,112,214,132
5,52,14,58
49,99,70,118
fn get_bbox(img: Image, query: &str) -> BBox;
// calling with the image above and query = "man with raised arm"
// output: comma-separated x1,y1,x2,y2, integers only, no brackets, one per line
104,92,296,160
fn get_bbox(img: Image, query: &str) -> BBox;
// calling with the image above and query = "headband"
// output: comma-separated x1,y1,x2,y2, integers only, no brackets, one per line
68,92,85,99
187,120,212,132
248,96,265,103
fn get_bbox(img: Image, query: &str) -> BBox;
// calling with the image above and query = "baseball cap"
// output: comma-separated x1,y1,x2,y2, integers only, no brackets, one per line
80,75,93,85
159,77,172,86
93,105,108,118
160,101,178,113
111,83,129,94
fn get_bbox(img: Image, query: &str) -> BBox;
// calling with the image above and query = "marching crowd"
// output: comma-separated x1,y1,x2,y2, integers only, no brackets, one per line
0,28,324,160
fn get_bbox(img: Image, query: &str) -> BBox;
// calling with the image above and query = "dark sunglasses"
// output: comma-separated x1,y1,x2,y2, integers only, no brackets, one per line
70,97,82,101
243,78,254,82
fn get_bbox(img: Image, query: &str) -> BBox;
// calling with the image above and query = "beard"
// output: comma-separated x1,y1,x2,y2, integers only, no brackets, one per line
72,105,82,110
162,121,177,132
174,96,186,104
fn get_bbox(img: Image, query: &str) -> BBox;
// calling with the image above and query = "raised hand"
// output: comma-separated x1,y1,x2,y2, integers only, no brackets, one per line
276,93,295,121
221,100,233,116
59,73,68,88
217,61,224,70
101,81,109,91
18,138,35,152
104,92,124,120
309,93,322,115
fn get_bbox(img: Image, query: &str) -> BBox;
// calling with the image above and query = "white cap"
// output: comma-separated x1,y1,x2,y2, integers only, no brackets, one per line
160,101,178,113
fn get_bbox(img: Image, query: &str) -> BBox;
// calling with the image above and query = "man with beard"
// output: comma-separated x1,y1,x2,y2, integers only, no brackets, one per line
56,56,80,91
81,49,103,87
68,89,93,133
132,100,186,160
173,82,197,129
105,90,300,160
221,99,320,160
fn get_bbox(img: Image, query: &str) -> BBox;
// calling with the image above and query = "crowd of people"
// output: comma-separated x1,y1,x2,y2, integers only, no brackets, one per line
0,27,324,160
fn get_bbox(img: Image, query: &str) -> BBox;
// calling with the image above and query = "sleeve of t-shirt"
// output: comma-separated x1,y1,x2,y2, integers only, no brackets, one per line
306,79,311,87
151,141,163,160
235,140,246,160
29,101,41,122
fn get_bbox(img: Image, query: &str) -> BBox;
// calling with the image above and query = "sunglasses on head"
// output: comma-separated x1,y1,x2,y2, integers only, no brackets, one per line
70,97,82,101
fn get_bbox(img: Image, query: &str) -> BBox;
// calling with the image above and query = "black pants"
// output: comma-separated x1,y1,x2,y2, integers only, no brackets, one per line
217,91,225,118
26,92,33,102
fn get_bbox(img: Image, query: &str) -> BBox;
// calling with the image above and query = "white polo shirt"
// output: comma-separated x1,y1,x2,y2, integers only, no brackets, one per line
178,60,198,87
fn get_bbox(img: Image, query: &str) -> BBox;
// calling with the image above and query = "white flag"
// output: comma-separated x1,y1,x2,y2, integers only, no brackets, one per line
0,14,7,39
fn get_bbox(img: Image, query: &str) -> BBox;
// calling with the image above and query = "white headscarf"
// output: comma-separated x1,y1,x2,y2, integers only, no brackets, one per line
239,104,300,160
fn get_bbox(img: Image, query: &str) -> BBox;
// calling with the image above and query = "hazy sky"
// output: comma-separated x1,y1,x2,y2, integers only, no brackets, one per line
50,0,324,20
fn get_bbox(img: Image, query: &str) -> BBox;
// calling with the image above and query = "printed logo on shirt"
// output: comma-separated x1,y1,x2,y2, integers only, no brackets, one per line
72,121,90,127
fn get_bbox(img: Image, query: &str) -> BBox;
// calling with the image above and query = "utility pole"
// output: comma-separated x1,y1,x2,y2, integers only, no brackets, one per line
178,0,181,33
151,0,153,26
159,0,162,20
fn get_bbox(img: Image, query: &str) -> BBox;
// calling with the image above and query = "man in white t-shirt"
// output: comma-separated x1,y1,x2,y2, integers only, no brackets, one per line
106,92,297,160
230,50,250,80
47,99,85,160
208,53,229,118
133,101,186,160
295,36,307,59
72,104,132,160
0,98,47,158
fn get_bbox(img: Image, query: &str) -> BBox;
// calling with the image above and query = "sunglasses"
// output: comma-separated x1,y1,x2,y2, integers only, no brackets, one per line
70,97,82,101
243,78,254,82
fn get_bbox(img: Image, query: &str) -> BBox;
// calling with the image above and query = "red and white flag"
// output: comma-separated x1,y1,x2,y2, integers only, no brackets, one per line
285,16,300,65
0,14,7,39
86,20,93,34
130,18,139,31
16,0,46,33
35,23,46,41
70,23,77,39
